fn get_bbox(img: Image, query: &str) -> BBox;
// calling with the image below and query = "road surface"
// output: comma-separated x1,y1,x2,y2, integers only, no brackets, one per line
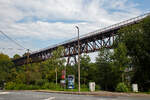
0,91,150,100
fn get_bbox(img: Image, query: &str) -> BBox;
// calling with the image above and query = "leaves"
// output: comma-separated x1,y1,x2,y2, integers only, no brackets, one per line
116,16,150,91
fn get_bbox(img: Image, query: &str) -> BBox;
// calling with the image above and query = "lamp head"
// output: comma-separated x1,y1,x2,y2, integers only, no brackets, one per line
75,26,79,29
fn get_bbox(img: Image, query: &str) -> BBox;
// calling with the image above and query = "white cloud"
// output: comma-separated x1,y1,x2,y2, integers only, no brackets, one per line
0,0,143,57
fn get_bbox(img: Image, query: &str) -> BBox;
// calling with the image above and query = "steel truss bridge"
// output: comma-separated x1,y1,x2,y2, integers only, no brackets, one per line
13,13,150,66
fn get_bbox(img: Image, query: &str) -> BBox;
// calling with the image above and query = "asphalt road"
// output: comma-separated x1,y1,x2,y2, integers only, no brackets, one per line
0,91,150,100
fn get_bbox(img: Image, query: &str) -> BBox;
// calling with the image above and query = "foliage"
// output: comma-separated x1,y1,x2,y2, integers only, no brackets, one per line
117,16,150,91
35,79,48,86
42,82,60,89
42,46,66,83
112,43,130,82
13,54,21,59
0,53,13,88
115,82,129,92
95,48,120,91
113,43,130,71
5,82,40,90
5,82,15,90
95,84,101,90
80,54,91,85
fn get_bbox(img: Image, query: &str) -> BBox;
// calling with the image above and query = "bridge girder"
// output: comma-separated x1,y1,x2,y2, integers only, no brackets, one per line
12,13,150,66
13,31,116,66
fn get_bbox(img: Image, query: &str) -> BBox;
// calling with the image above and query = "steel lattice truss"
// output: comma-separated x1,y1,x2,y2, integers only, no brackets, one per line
12,13,150,66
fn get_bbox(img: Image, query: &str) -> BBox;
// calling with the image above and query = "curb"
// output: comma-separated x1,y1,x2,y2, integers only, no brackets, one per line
33,90,150,97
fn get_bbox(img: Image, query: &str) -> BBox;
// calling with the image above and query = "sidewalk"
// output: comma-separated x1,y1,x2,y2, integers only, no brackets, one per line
33,90,150,97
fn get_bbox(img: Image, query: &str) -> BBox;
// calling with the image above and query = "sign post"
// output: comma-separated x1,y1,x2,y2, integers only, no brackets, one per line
60,70,66,88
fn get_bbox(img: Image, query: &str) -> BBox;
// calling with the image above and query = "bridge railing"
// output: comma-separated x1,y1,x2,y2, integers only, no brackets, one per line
31,12,150,55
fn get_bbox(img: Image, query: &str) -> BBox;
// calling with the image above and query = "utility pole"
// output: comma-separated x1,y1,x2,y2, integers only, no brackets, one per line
26,49,30,85
27,49,30,65
65,64,66,88
75,26,80,92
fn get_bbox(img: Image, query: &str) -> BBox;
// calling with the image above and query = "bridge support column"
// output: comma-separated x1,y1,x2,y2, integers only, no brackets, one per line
74,55,77,65
67,56,70,65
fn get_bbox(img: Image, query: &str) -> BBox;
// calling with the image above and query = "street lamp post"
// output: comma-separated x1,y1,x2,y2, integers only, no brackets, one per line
75,26,80,92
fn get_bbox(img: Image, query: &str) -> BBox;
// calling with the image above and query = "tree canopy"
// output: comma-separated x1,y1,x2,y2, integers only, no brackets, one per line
0,53,13,87
117,16,150,91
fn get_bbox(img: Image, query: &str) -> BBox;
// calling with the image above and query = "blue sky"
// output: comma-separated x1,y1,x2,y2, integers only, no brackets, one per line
133,0,150,10
0,0,149,58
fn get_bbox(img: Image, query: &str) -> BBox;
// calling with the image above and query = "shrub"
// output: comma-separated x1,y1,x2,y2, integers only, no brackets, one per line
42,82,59,89
148,89,150,93
26,85,40,90
81,84,88,88
35,79,48,86
14,84,26,90
5,82,40,90
5,82,17,90
95,85,101,90
115,82,129,92
42,82,50,89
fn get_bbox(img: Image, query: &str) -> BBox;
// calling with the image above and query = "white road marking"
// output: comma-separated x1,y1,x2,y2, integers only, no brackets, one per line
0,92,10,95
44,97,55,100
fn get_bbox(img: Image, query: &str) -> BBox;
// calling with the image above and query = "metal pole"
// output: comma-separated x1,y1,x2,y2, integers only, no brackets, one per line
26,49,30,85
27,49,30,65
75,26,80,92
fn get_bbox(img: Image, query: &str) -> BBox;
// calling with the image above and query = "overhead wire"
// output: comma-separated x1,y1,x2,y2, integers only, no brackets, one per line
0,47,25,51
0,30,27,50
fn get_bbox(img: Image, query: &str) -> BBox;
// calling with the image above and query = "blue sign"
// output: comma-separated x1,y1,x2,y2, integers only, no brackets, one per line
68,75,75,89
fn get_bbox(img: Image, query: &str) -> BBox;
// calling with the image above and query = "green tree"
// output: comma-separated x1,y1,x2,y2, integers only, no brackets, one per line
0,53,13,88
96,48,121,91
87,63,97,82
113,43,130,82
117,16,150,91
66,64,76,79
42,46,66,85
80,54,91,85
13,54,21,59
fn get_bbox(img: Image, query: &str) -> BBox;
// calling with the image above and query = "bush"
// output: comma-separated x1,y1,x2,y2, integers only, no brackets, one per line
115,82,129,92
35,79,48,86
42,82,60,89
95,85,101,90
5,82,16,90
14,84,26,90
5,82,40,90
26,85,40,90
81,84,88,88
